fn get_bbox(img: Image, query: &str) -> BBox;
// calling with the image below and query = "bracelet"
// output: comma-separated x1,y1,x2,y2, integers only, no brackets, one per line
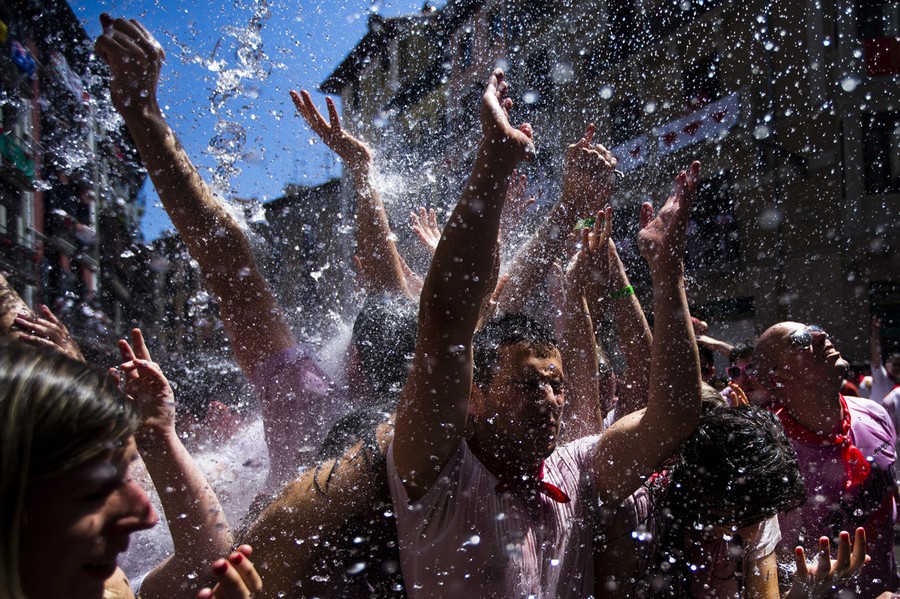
609,285,635,300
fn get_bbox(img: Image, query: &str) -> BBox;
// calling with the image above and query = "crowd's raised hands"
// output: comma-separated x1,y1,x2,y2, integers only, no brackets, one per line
12,304,84,362
114,328,176,444
786,529,870,598
638,161,701,276
95,14,164,116
561,123,617,216
409,207,441,255
566,206,614,298
291,89,372,180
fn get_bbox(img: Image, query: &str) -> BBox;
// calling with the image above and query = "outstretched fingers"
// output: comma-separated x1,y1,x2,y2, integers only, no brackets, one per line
815,537,832,581
130,328,152,361
794,546,810,580
326,96,342,132
639,202,654,230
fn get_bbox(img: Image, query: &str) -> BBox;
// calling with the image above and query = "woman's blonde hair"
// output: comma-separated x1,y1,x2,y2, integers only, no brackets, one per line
0,341,139,598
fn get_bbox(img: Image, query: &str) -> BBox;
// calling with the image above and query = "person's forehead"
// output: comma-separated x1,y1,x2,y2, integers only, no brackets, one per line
764,322,808,347
497,343,562,371
44,437,137,492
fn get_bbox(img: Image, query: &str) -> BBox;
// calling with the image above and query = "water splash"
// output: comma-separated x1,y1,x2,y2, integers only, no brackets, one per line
165,0,274,197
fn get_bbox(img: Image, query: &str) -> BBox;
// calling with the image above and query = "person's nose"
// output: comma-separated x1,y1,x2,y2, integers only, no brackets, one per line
540,382,564,410
113,481,159,533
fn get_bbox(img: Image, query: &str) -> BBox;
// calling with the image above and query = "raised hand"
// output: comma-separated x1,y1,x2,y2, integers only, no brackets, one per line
13,304,84,362
94,14,165,116
115,328,176,441
480,69,535,165
566,206,614,297
196,545,263,599
561,123,618,216
409,207,442,255
788,529,869,598
290,89,372,178
637,161,701,276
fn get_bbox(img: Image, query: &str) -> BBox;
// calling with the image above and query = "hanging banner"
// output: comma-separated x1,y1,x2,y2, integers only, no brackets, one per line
611,134,648,173
656,92,740,155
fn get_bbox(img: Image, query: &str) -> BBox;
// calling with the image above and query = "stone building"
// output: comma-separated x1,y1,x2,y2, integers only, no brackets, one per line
323,0,900,362
0,0,147,345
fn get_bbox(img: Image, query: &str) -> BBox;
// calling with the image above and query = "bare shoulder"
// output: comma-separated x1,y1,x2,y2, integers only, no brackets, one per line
105,567,136,599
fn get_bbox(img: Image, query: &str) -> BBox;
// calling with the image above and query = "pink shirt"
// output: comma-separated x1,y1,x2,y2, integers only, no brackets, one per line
249,344,349,485
778,396,898,596
388,436,601,598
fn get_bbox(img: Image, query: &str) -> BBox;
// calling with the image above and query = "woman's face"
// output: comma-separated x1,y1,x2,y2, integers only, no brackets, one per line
21,436,158,599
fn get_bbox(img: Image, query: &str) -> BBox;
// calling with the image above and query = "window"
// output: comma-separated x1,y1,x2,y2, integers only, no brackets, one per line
858,1,900,75
863,112,900,193
858,0,900,38
683,54,721,110
685,174,741,272
609,99,641,146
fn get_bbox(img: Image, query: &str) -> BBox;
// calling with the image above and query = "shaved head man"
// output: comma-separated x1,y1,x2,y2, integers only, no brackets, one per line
754,322,898,596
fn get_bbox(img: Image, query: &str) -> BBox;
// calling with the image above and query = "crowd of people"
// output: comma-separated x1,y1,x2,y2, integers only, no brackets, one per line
2,13,899,599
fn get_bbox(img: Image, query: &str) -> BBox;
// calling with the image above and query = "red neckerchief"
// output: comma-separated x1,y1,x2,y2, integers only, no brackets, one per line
769,395,871,490
495,461,571,503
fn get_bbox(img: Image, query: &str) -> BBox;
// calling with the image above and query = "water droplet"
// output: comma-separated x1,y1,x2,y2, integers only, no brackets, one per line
840,76,859,92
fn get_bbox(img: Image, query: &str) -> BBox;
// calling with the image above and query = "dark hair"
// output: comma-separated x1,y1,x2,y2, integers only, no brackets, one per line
352,293,418,401
728,339,756,365
473,313,558,389
650,405,806,594
670,405,806,527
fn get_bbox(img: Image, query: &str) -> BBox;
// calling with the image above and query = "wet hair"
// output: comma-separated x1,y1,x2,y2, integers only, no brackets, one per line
162,353,252,420
0,341,139,597
351,293,418,402
669,405,806,527
728,339,756,365
473,313,558,389
651,404,806,594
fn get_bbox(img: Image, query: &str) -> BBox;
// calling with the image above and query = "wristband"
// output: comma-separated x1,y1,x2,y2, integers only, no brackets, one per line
609,285,634,300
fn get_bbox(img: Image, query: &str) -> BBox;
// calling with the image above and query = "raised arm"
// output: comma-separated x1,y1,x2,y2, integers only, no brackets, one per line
291,90,412,298
95,17,316,486
494,124,616,314
96,16,294,372
600,220,652,417
559,211,612,439
115,328,232,599
591,162,703,506
392,69,534,501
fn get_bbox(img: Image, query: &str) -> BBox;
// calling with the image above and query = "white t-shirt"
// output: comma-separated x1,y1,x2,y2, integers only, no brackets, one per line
388,436,601,598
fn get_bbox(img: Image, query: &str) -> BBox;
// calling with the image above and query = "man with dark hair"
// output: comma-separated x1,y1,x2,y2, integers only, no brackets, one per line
597,402,810,597
389,63,704,593
754,322,899,596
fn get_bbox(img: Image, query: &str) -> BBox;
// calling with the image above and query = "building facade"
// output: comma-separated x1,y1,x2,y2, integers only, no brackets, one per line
0,0,147,345
323,0,900,362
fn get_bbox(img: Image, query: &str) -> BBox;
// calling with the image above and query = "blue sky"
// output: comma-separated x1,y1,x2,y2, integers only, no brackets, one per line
69,0,426,240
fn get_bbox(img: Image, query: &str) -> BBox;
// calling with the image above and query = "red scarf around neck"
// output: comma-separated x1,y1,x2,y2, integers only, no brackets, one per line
770,395,871,490
495,460,571,503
